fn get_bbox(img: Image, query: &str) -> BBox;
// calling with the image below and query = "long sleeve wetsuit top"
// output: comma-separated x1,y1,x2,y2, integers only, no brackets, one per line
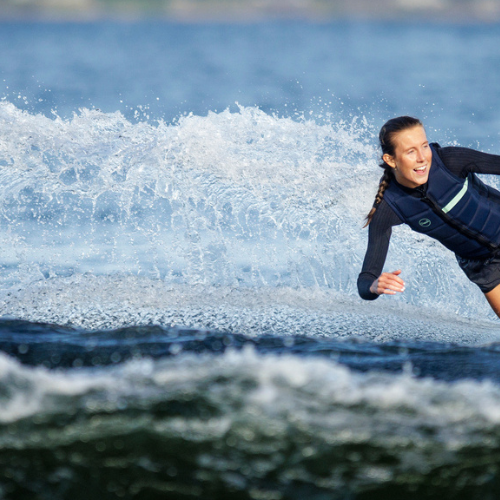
358,144,500,300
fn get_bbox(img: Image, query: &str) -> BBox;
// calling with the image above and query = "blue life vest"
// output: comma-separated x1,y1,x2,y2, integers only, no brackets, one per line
383,144,500,259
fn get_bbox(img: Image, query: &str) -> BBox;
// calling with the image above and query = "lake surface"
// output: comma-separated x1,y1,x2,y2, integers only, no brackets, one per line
1,20,500,499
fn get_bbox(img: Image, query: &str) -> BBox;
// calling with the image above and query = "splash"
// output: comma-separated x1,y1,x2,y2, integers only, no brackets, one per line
0,101,497,329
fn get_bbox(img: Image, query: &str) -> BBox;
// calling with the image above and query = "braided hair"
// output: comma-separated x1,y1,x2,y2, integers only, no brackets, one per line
364,116,423,227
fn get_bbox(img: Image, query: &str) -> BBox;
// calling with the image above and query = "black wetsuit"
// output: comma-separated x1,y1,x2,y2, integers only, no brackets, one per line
358,144,500,300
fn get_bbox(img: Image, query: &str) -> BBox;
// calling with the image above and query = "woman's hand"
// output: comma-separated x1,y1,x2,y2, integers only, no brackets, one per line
370,270,405,296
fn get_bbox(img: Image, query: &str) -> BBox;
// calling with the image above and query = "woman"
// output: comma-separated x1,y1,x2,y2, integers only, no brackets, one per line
358,116,500,317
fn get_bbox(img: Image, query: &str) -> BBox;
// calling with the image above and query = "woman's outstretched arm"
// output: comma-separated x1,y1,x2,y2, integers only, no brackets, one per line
357,201,402,300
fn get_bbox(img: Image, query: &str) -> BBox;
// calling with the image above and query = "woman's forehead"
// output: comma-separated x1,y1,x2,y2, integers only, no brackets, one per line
393,126,427,149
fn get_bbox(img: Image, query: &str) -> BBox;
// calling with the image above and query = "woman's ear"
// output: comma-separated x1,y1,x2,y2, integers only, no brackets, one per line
383,154,396,169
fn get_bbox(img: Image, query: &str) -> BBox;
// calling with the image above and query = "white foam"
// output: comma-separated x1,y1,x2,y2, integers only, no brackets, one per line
1,274,499,345
2,346,500,453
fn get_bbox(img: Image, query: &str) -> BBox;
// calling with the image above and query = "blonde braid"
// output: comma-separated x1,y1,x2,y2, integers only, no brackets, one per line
363,167,392,227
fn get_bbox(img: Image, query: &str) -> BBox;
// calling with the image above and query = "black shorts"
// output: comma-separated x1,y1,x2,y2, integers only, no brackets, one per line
456,254,500,293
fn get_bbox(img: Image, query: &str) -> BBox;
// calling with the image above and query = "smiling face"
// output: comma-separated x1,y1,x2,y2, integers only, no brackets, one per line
383,125,432,189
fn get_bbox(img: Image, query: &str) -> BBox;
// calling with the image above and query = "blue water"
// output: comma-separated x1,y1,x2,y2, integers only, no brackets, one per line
4,21,500,147
2,20,500,499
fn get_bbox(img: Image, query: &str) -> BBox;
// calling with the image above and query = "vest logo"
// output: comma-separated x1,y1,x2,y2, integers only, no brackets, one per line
419,218,432,228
